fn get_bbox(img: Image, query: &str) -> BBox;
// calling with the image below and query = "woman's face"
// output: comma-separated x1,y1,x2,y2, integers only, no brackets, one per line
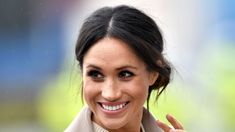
82,37,158,130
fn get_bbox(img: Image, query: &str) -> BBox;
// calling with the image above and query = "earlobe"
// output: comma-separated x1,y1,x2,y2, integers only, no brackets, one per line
149,72,159,86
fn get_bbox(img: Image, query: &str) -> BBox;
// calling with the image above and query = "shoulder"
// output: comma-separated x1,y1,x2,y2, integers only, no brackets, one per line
142,108,163,132
64,106,94,132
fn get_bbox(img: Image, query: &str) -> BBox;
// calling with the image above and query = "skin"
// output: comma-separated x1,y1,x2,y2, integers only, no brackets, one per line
157,114,185,132
82,37,185,132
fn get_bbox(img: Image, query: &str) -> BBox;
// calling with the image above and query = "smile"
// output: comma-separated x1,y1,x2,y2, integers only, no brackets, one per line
99,102,129,111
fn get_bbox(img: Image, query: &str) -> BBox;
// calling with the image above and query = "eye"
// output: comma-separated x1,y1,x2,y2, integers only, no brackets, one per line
119,70,134,79
87,70,104,81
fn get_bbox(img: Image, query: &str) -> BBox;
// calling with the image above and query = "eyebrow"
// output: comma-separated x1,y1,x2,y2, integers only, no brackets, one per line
86,64,102,70
86,64,138,71
116,65,138,70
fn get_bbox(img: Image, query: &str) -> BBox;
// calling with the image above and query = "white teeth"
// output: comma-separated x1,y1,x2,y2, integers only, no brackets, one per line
102,103,126,111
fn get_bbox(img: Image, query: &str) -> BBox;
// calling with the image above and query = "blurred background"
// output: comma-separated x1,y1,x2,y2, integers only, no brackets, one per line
0,0,234,131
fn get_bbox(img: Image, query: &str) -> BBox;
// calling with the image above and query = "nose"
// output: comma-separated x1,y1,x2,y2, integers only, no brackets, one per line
101,79,122,101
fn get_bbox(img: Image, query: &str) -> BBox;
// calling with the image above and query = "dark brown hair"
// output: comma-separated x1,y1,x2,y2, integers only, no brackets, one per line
75,5,171,109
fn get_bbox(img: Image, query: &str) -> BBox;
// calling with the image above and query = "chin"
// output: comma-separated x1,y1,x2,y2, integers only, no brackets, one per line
100,118,127,130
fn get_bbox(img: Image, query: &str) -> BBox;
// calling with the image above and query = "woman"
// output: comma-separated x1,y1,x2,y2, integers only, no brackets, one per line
66,5,185,132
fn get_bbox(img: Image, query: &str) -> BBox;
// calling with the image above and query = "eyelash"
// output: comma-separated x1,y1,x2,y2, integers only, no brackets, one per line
118,70,134,79
86,70,135,81
87,70,104,81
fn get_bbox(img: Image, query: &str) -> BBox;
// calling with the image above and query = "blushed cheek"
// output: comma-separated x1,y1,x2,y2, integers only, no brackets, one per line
137,88,148,102
83,80,94,105
134,81,149,102
126,81,148,102
83,80,100,108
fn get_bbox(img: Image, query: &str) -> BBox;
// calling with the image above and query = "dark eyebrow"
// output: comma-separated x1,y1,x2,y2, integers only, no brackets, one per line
86,64,137,71
86,64,102,70
116,65,138,70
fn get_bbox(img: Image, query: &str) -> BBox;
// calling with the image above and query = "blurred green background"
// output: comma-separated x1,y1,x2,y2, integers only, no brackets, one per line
0,0,234,131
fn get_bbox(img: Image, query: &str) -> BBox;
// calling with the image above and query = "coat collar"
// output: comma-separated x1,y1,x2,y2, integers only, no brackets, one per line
65,106,162,132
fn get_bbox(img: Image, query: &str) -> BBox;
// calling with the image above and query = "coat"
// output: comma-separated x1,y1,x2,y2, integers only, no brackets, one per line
65,106,162,132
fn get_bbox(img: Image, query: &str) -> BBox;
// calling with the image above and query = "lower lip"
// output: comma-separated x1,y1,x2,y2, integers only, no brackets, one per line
98,103,129,115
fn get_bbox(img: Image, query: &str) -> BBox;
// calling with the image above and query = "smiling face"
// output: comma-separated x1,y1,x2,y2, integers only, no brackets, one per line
82,37,158,131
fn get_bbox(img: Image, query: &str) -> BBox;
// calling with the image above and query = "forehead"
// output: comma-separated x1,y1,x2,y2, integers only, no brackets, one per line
83,37,146,69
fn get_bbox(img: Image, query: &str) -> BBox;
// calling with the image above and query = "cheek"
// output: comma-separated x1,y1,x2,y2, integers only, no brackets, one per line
126,78,149,101
83,79,99,104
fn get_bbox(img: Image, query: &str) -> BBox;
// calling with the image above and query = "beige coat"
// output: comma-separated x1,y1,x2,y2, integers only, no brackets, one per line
65,106,162,132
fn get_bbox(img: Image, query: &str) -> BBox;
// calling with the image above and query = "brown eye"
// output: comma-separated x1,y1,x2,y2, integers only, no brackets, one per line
87,70,104,81
119,70,134,79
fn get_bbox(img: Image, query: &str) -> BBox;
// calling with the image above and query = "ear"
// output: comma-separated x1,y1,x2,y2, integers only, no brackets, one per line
148,71,159,86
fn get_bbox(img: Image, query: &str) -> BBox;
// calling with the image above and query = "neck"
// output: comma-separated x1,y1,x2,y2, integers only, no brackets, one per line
92,108,144,132
108,108,144,132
